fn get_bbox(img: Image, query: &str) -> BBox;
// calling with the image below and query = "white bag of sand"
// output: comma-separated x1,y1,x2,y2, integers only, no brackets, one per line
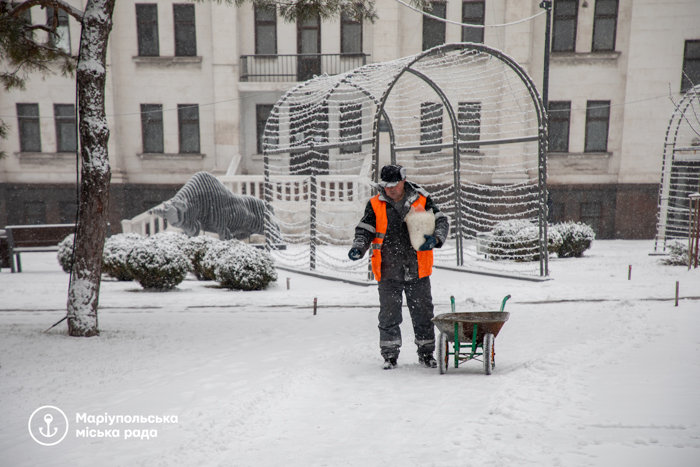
405,205,435,251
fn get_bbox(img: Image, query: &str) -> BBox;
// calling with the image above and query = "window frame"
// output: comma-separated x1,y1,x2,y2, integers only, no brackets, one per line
591,0,618,52
54,104,77,153
422,1,446,51
140,103,164,154
681,40,700,93
420,101,443,153
584,100,611,153
547,101,571,153
461,0,485,44
46,7,71,53
339,102,363,154
579,201,602,234
136,3,160,57
254,5,277,55
340,11,363,55
173,3,196,57
256,104,274,154
457,101,482,152
17,103,42,153
551,0,578,53
178,104,200,154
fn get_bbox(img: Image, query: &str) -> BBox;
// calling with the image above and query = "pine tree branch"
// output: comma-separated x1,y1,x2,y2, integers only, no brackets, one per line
6,0,84,22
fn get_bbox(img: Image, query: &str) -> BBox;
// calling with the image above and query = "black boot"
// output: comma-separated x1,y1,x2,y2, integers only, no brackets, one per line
418,353,437,368
382,357,397,370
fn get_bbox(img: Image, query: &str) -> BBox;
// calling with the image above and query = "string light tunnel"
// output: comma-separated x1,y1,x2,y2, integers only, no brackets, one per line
262,43,548,282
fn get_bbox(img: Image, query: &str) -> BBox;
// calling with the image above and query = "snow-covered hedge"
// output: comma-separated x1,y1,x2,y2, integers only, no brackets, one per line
485,220,580,261
660,240,689,266
183,235,219,280
486,220,538,261
202,240,277,290
57,234,75,273
126,235,190,290
102,233,143,281
199,240,235,281
550,221,595,258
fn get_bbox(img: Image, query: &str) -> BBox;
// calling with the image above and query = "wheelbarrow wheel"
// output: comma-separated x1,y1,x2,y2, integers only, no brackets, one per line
483,333,494,375
437,332,448,374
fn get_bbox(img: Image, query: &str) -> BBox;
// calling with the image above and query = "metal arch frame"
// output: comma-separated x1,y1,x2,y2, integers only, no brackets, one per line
370,42,549,275
262,42,549,277
655,84,700,251
261,68,399,266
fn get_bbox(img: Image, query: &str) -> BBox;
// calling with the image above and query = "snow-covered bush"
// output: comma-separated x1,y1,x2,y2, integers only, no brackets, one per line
660,240,689,266
203,240,277,290
182,235,218,280
56,234,75,273
199,239,236,281
551,221,595,258
487,220,539,261
102,233,143,281
126,236,190,290
486,220,564,261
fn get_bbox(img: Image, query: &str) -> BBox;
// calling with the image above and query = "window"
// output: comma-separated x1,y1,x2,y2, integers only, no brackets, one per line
297,14,321,81
547,101,571,152
256,104,274,154
584,100,610,153
46,7,70,53
17,103,41,152
580,202,601,233
552,0,577,52
681,40,700,93
23,201,46,224
18,5,32,39
178,104,200,153
457,102,481,151
461,1,485,44
54,104,76,152
140,104,163,153
592,0,618,52
289,103,329,175
420,102,443,153
59,201,77,223
136,4,159,57
340,103,362,153
254,5,277,55
422,2,446,51
173,4,196,57
341,11,362,54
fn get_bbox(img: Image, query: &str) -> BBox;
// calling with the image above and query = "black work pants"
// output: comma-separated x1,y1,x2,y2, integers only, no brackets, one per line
377,276,436,360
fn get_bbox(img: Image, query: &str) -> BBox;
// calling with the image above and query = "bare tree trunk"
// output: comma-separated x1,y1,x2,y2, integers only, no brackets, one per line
67,0,116,337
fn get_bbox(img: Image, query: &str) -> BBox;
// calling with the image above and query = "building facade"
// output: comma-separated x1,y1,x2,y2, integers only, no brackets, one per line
1,0,699,238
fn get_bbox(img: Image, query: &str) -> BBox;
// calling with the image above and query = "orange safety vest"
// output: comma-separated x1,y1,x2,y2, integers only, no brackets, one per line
369,194,434,282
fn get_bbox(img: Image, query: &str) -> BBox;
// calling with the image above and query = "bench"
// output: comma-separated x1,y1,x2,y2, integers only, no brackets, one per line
4,224,77,273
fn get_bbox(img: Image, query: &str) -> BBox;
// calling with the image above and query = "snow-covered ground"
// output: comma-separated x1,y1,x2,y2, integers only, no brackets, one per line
1,240,699,467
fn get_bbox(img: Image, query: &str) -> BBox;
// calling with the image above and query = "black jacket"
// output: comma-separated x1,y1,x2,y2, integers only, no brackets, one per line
352,182,449,281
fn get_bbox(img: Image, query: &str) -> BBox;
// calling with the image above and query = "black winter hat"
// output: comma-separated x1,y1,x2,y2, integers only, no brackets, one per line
379,165,406,187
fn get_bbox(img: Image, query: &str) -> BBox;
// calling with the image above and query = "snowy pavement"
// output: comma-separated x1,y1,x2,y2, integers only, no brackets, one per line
0,240,699,466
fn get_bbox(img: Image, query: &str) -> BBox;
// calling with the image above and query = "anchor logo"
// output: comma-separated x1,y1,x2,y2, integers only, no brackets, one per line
28,406,69,446
39,414,58,438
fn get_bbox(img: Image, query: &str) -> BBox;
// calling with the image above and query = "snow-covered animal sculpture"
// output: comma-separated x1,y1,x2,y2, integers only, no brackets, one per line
150,171,281,242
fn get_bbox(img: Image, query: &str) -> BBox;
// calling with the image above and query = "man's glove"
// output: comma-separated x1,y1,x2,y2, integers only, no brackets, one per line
348,247,363,260
419,235,437,251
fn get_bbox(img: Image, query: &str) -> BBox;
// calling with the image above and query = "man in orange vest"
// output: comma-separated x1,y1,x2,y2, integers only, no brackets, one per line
348,165,449,370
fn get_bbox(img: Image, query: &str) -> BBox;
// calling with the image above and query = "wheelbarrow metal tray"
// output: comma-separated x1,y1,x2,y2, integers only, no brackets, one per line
432,312,510,343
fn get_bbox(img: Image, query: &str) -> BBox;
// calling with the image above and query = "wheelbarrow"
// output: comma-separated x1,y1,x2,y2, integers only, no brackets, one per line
432,295,510,375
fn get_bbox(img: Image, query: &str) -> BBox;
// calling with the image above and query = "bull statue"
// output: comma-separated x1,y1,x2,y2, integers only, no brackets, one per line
150,171,281,243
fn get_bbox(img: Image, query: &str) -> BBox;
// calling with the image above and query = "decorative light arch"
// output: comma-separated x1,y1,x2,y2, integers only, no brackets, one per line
263,43,548,282
655,84,700,250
